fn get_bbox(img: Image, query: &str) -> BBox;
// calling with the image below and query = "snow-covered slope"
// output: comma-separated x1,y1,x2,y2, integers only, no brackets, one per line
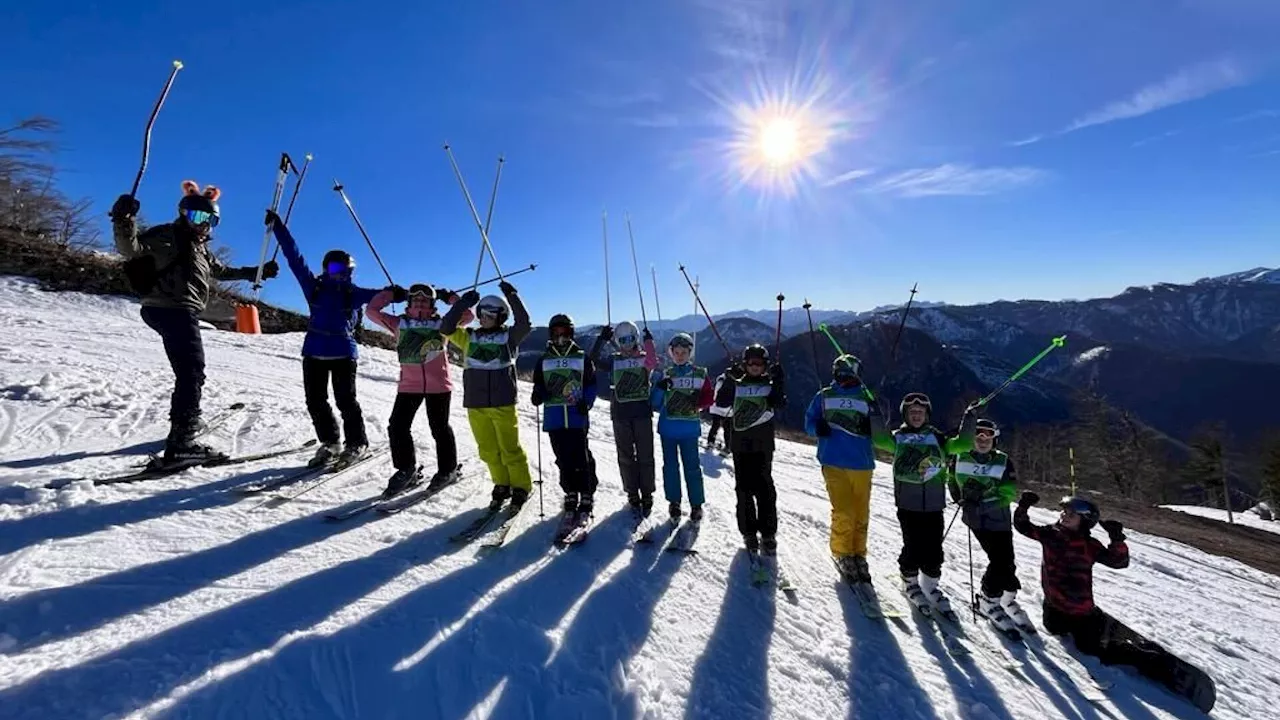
1161,505,1280,536
0,277,1274,719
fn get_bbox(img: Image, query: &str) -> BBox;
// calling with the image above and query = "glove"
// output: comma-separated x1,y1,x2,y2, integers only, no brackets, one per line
498,281,515,295
530,389,543,406
460,289,481,307
260,260,280,280
730,361,744,377
961,482,984,507
1017,490,1040,508
598,325,614,341
770,363,785,380
264,209,282,228
1100,519,1125,542
815,417,832,437
389,285,408,303
657,377,674,391
110,194,140,219
643,328,653,341
576,400,589,416
435,287,458,303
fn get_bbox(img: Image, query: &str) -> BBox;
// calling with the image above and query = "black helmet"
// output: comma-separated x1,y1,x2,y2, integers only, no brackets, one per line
1059,496,1100,530
742,343,769,363
548,313,575,345
975,418,1000,439
900,392,931,418
832,354,861,383
322,249,355,277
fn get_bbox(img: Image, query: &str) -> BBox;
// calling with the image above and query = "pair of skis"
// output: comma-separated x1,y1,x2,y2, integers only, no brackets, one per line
323,462,462,521
44,438,317,489
749,550,797,599
553,508,594,549
253,449,390,510
450,494,529,549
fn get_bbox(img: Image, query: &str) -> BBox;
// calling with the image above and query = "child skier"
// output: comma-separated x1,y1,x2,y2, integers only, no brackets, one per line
365,283,473,497
713,343,785,553
948,418,1031,633
444,283,533,510
651,333,715,522
267,211,381,467
706,371,732,451
532,314,599,526
589,321,659,519
871,392,975,615
111,182,277,465
804,354,886,583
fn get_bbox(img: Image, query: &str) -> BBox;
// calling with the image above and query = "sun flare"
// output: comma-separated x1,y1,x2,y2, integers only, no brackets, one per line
758,117,801,166
717,89,846,198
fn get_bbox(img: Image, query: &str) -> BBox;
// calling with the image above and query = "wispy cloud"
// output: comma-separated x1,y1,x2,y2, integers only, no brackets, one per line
867,164,1047,198
1231,109,1280,123
1013,59,1248,146
821,168,876,187
1132,129,1181,148
1008,135,1045,147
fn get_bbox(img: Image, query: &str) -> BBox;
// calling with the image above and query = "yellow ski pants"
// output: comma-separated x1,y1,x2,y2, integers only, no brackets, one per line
823,466,873,556
467,406,532,491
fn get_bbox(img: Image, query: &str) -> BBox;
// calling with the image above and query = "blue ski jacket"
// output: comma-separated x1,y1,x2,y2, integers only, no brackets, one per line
272,222,381,359
804,383,879,471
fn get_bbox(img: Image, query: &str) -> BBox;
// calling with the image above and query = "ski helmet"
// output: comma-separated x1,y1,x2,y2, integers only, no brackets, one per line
975,418,1000,439
1058,496,1100,530
177,180,221,228
408,284,436,302
832,354,862,383
668,332,694,356
900,392,932,418
742,343,769,366
476,294,510,325
322,249,355,277
548,313,575,345
614,321,640,349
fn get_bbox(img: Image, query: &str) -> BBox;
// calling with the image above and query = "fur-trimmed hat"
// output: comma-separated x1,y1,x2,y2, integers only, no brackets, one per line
177,180,221,217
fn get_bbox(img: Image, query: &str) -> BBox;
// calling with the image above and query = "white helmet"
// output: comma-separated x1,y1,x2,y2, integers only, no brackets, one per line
476,295,510,324
614,321,640,349
668,332,694,360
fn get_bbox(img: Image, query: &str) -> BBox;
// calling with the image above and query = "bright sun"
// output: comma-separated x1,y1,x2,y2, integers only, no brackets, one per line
718,92,843,197
758,117,801,166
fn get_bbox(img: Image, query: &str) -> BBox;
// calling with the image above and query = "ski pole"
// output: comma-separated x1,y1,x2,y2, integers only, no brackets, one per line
267,152,313,267
774,293,785,358
968,528,977,622
967,334,1067,412
803,299,822,380
128,60,184,199
535,404,544,519
816,323,846,355
331,179,395,285
443,144,504,285
455,263,537,293
602,210,612,326
875,282,919,410
1069,446,1076,496
253,153,296,296
678,264,732,357
943,504,962,540
651,264,664,328
472,154,505,290
625,213,648,329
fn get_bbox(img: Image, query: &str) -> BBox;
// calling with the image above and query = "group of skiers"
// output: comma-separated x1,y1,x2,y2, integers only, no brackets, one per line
109,181,1189,703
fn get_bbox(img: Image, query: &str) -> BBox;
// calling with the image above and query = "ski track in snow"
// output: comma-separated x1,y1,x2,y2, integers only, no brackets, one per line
0,277,1273,719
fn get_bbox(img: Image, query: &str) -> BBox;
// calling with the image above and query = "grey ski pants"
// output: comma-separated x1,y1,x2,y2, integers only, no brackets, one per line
612,415,656,500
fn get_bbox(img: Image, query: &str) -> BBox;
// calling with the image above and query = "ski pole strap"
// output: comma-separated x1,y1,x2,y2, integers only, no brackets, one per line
817,324,845,355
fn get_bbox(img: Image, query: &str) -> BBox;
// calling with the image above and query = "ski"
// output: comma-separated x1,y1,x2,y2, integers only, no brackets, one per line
552,511,593,548
232,461,332,495
664,518,702,555
376,464,464,516
749,552,798,599
478,501,529,548
47,440,317,489
450,506,507,543
260,448,388,510
844,578,906,619
628,512,663,545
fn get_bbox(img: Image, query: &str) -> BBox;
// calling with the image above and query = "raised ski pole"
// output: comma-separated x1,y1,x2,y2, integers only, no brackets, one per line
625,213,649,329
254,153,297,295
774,294,786,358
817,323,846,355
458,264,537,293
803,299,822,380
678,264,732,357
128,60,184,199
1069,447,1077,495
332,180,395,285
602,210,612,326
966,334,1068,412
875,282,919,409
443,144,505,286
267,152,313,267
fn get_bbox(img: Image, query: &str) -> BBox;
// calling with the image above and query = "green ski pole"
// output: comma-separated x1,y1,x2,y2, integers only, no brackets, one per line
968,334,1067,411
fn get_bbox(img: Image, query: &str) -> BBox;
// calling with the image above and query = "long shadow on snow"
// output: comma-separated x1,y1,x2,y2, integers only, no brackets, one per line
684,551,776,720
901,605,1020,718
0,461,314,556
154,510,632,720
0,479,382,653
0,438,162,470
837,585,942,720
1041,637,1187,720
0,505,505,720
993,634,1128,720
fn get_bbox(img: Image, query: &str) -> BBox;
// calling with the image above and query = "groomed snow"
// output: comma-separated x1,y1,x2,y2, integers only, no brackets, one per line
0,276,1275,719
1161,504,1280,536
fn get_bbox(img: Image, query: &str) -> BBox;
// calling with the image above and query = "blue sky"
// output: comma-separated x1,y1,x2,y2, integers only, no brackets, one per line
4,0,1279,326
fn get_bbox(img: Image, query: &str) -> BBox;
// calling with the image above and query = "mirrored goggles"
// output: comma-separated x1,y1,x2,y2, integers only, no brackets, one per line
183,209,219,228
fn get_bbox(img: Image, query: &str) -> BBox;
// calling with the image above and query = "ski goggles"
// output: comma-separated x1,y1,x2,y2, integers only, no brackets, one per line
325,261,351,276
975,427,998,438
183,209,219,228
551,326,574,338
615,333,638,347
478,305,504,318
902,393,931,409
408,284,435,300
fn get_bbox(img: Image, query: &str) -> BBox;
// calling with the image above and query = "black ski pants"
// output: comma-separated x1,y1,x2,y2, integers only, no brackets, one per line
707,415,732,446
612,415,655,501
388,392,456,473
733,451,778,539
140,306,205,443
548,427,598,499
1043,605,1175,683
897,508,945,578
302,358,367,447
973,529,1022,597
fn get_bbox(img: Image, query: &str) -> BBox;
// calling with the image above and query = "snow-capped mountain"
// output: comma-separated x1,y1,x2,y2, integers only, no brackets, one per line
1194,266,1280,286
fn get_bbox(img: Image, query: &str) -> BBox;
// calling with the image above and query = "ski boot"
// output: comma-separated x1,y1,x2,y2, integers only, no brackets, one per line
669,501,682,523
689,504,704,522
577,494,595,520
744,533,761,553
761,534,777,556
382,467,422,498
161,440,227,467
901,572,929,611
918,573,956,620
835,555,867,583
976,592,1020,636
640,494,653,519
563,492,580,514
490,484,512,511
852,555,871,583
428,464,461,491
627,492,643,519
308,443,342,468
336,443,369,467
509,486,530,511
1001,590,1037,634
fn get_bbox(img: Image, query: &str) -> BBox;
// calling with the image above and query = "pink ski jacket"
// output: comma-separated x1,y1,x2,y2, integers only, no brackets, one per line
366,290,474,394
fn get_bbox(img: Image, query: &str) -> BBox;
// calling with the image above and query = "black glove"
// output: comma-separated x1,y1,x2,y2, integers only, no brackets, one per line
530,388,543,406
389,285,408,303
598,325,614,341
770,363,785,380
435,287,458,303
962,481,984,507
815,417,832,437
498,281,515,295
643,328,653,341
460,289,481,307
1018,490,1040,508
1100,519,1125,542
110,194,140,219
730,361,745,377
657,377,674,391
260,260,280,280
264,209,282,228
576,400,589,415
